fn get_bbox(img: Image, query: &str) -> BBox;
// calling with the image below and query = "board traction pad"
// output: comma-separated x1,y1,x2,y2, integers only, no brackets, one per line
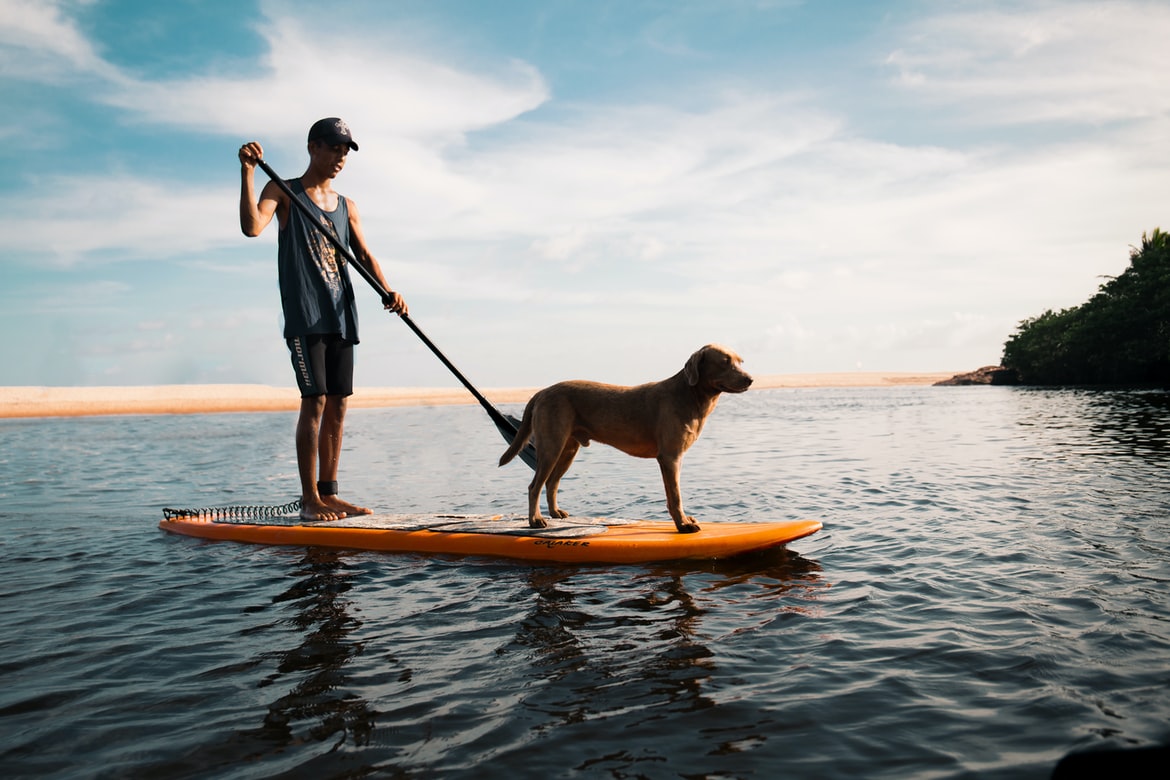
211,513,643,539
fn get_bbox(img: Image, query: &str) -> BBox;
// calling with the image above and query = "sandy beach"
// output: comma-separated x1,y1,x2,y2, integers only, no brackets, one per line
0,372,957,419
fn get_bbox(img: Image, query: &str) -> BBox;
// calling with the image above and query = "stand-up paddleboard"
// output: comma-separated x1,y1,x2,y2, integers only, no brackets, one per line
159,511,822,564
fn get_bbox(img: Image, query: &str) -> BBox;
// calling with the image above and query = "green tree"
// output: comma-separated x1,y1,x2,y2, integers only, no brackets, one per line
1001,228,1170,385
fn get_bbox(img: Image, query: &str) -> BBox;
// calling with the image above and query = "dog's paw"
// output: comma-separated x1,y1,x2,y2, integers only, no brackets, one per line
676,518,701,534
529,516,549,529
551,509,570,519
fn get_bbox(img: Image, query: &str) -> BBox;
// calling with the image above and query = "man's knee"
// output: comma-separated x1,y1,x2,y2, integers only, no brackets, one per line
322,393,348,421
299,394,327,417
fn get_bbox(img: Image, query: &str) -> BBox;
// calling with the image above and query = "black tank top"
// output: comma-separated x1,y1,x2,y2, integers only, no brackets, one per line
276,179,359,342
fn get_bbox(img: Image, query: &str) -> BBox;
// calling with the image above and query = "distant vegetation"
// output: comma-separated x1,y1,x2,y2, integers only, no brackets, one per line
1001,228,1170,386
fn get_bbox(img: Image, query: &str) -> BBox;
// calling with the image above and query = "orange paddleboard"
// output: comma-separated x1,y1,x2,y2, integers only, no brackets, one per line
159,512,822,564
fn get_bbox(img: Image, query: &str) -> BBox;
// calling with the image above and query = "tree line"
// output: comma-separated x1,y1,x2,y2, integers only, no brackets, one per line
1001,228,1170,386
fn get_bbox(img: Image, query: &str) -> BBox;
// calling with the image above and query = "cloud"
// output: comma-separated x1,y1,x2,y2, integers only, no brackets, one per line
885,1,1170,124
0,0,120,82
8,1,1164,281
100,15,549,144
456,95,844,228
0,173,238,266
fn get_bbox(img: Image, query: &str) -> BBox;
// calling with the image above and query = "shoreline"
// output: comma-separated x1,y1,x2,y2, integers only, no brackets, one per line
0,372,957,419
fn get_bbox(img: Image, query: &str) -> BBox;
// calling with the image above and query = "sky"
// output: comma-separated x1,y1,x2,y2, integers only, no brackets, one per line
1,0,1168,389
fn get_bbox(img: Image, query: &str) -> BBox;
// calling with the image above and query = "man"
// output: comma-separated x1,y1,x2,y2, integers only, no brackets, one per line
238,118,407,521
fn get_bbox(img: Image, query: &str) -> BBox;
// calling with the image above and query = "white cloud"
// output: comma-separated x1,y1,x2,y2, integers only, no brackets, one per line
10,2,1163,287
885,1,1170,124
95,14,549,148
0,174,238,265
0,0,120,82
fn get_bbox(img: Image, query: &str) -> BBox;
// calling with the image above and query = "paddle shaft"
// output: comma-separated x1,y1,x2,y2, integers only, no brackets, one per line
253,158,533,465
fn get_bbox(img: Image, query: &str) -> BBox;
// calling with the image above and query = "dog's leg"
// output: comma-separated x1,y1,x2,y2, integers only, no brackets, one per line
657,453,700,533
526,469,550,528
525,447,559,529
526,448,559,529
544,439,580,519
527,403,576,529
528,436,572,529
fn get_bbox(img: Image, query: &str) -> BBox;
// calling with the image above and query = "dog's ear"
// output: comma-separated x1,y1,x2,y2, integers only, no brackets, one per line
684,346,709,386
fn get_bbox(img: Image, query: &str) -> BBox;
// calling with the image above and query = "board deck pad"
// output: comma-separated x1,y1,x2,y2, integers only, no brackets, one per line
214,513,622,537
160,511,822,564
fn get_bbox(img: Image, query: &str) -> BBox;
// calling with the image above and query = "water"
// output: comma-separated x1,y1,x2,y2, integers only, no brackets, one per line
1,387,1168,778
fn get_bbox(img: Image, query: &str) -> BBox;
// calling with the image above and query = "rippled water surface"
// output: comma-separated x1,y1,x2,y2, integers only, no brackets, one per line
2,387,1168,778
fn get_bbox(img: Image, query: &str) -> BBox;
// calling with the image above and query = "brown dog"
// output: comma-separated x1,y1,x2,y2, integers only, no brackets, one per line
499,344,753,533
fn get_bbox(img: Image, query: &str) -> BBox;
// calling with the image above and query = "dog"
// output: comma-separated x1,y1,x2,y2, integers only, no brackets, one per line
498,344,753,533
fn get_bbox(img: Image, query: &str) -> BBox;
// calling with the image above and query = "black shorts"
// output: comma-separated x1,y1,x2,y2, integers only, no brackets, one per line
287,334,354,398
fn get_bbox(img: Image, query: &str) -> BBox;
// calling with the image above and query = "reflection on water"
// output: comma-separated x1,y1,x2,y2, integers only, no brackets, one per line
685,547,826,610
103,544,827,778
247,550,376,751
513,567,714,723
121,549,388,777
481,549,826,777
1014,388,1170,459
1076,389,1170,457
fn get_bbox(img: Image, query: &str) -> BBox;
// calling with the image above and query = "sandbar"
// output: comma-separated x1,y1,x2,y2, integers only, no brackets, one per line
0,372,957,419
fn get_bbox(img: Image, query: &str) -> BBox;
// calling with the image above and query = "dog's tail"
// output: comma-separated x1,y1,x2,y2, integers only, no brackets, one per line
498,400,535,467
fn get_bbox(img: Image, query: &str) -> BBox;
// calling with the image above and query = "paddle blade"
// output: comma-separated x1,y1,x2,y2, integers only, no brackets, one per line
495,413,537,470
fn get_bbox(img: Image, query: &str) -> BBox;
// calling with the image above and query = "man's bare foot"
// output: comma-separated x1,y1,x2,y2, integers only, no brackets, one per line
323,495,372,516
300,499,344,522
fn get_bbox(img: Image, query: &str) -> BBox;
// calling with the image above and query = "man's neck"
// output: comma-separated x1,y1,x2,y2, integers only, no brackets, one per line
299,168,333,191
298,169,338,211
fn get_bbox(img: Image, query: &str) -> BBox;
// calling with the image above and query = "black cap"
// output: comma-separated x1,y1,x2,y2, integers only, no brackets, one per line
307,117,358,151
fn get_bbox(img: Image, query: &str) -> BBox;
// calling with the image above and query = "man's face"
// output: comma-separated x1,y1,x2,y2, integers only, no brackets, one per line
309,141,349,177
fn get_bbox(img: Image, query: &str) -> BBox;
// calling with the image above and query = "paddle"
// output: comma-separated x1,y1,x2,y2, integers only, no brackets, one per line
253,157,537,470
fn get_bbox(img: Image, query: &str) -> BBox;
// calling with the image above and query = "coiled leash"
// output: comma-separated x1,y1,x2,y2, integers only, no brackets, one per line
162,499,302,521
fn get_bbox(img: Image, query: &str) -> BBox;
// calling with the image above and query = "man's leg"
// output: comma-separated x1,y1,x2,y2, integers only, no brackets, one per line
296,394,343,521
317,394,371,516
